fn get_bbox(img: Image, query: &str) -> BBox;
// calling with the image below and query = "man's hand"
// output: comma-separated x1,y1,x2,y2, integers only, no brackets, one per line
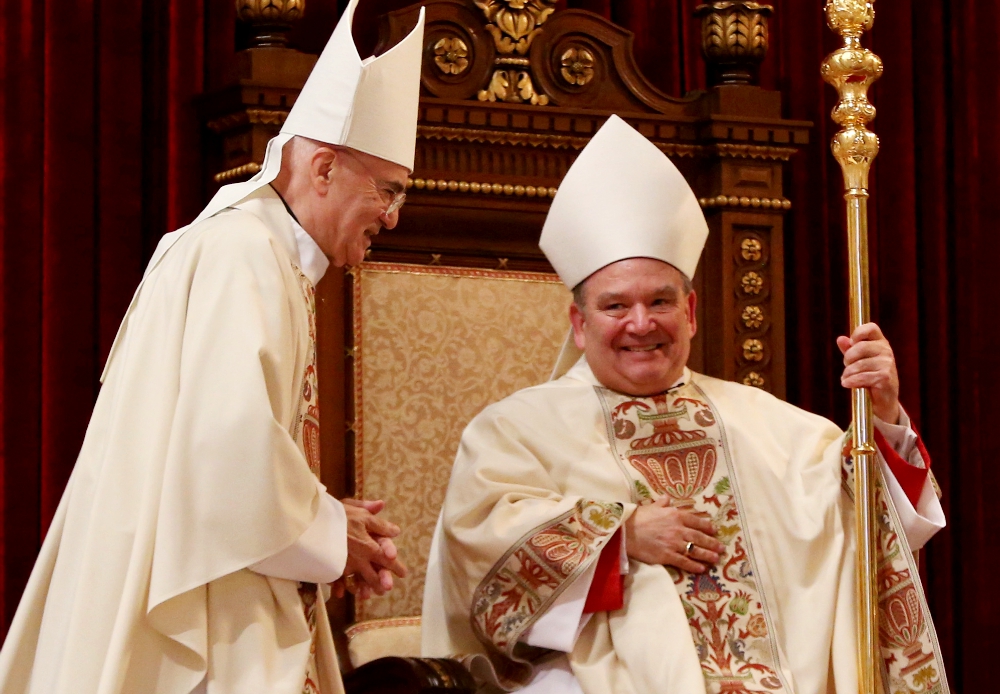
624,497,724,573
334,498,408,599
836,322,900,424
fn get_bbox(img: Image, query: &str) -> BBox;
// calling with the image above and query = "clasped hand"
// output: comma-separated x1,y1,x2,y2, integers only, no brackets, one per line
332,498,408,601
625,497,724,573
836,322,900,424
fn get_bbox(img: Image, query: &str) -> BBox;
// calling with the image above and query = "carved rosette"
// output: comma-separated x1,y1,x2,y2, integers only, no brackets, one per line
475,0,556,105
236,0,305,48
559,46,595,87
694,2,773,86
434,37,470,75
734,233,769,388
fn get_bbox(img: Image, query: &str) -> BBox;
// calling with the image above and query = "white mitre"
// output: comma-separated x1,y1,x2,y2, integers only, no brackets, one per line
192,0,426,226
542,114,709,379
100,0,425,382
539,114,708,288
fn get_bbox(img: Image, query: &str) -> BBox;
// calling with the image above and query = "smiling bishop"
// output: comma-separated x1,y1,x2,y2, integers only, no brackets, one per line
0,2,424,694
421,115,951,694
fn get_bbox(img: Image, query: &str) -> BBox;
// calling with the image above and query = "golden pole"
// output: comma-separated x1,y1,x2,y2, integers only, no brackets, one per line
821,2,883,693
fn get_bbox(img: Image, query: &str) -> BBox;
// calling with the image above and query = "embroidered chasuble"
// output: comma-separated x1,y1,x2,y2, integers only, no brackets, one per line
293,267,328,694
0,189,345,694
423,359,949,694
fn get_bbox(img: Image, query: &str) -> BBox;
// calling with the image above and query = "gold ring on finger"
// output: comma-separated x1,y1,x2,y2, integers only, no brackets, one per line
685,541,695,556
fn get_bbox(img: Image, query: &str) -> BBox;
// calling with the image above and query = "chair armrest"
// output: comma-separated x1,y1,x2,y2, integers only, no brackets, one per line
343,656,477,694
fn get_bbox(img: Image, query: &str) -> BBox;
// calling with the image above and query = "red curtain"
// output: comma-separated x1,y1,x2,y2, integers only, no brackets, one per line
0,0,233,630
2,0,998,689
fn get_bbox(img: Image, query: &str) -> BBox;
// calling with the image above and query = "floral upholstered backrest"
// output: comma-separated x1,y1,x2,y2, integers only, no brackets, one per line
351,262,571,621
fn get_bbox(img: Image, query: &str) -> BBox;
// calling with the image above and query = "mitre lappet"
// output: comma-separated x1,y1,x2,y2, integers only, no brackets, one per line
541,114,710,378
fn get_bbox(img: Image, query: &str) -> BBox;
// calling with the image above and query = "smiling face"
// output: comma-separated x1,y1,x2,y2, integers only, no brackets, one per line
309,147,409,267
569,257,697,396
272,139,411,267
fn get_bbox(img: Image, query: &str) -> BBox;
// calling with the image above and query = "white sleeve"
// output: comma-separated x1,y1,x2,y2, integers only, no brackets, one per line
521,560,597,652
249,487,348,583
874,408,945,550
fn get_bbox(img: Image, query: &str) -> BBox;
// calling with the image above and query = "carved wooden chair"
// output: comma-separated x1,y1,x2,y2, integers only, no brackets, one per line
197,2,810,691
341,262,570,692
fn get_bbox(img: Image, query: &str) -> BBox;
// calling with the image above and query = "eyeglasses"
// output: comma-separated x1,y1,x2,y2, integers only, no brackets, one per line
340,148,407,218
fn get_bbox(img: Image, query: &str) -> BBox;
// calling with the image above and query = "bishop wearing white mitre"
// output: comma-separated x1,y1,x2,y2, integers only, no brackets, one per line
423,116,951,694
0,2,424,693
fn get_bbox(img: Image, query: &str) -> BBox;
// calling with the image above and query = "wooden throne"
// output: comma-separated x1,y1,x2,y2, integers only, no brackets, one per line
197,1,809,691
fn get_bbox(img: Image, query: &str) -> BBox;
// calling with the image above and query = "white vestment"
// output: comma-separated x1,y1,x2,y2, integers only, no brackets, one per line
423,359,949,694
0,187,347,694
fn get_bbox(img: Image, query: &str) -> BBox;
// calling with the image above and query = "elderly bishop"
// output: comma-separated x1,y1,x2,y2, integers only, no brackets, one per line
423,116,950,694
0,2,424,693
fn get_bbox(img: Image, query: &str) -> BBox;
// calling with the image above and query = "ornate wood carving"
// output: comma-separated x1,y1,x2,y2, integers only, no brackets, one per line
695,2,774,87
365,0,807,396
197,5,315,189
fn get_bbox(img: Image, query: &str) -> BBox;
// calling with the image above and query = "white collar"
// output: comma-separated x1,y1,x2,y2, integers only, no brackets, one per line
290,217,331,286
565,356,691,393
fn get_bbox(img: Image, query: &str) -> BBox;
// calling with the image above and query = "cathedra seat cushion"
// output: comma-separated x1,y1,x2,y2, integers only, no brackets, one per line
348,262,571,637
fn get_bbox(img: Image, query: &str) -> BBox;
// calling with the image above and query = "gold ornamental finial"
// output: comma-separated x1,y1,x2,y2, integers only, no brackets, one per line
821,2,882,693
824,0,874,42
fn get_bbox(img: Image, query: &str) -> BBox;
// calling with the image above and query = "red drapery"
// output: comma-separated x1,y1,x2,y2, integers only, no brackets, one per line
2,0,997,688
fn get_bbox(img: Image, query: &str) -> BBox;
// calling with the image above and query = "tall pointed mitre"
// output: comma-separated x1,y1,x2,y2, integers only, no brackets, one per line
191,0,426,226
542,114,709,379
100,0,425,382
539,114,708,289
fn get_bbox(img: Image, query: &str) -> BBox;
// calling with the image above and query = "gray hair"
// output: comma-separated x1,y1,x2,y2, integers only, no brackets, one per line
572,269,693,310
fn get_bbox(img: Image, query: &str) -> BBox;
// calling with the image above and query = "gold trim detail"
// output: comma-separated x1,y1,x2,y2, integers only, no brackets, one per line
742,338,764,362
741,305,764,329
741,271,764,295
742,371,765,387
741,238,763,261
213,162,262,183
434,37,470,75
417,126,799,160
408,177,558,199
206,108,287,134
700,195,791,210
418,125,590,149
713,143,796,160
345,616,422,640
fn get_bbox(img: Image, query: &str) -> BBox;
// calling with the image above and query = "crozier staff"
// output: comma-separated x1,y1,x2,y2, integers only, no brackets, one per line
422,115,950,694
0,2,424,693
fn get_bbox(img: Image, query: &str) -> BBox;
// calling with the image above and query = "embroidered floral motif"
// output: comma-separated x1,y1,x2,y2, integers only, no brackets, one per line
294,270,322,692
840,439,949,693
471,500,623,659
300,582,321,694
295,272,321,476
602,385,787,693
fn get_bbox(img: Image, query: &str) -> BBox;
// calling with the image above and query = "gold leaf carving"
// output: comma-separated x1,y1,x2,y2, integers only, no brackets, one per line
741,238,763,261
433,37,470,75
741,305,764,329
560,47,595,86
743,371,765,387
475,0,555,105
742,338,764,362
741,271,764,295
